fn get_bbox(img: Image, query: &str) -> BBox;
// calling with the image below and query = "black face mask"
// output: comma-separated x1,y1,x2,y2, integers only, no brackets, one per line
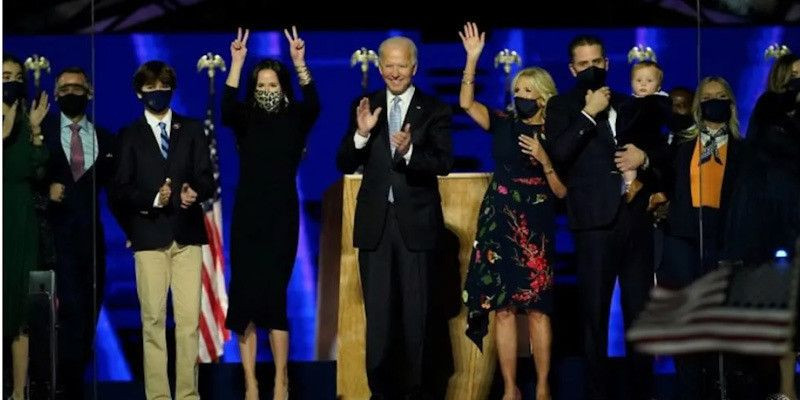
779,78,800,112
700,98,732,123
575,66,607,91
3,81,25,106
668,112,695,132
785,77,800,93
514,97,540,119
56,93,89,118
140,89,173,113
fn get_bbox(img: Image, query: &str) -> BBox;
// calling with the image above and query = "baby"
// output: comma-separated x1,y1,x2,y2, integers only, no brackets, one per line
617,61,670,203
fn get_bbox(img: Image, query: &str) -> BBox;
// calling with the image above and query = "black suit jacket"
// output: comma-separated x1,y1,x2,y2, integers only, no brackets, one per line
545,87,634,230
336,88,453,251
41,114,116,253
112,112,214,251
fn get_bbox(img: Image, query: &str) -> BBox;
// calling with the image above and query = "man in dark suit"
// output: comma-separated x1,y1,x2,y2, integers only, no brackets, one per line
545,36,659,400
40,67,116,400
336,36,453,400
112,60,213,400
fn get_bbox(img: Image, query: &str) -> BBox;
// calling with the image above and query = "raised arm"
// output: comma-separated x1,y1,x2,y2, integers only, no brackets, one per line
222,27,249,131
458,22,490,131
225,27,249,89
285,25,320,131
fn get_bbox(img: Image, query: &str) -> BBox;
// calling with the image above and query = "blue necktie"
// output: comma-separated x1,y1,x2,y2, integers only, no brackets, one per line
158,122,169,159
388,96,402,203
389,96,402,153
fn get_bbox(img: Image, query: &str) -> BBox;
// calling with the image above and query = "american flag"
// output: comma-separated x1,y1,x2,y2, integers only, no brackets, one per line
628,250,798,356
198,111,230,363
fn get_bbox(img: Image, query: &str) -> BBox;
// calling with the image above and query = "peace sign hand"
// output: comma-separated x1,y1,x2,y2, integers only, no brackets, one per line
283,25,306,66
231,27,249,65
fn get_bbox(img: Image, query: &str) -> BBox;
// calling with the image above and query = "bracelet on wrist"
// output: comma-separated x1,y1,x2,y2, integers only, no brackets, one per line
296,65,312,85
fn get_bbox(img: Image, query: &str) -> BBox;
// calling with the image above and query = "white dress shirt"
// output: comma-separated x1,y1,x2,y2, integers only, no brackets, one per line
145,109,173,207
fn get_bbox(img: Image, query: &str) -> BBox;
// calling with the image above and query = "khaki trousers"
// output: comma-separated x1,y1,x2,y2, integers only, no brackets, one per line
134,241,202,400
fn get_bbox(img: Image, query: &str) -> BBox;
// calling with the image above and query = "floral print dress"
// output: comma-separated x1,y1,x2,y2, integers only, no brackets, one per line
463,111,556,349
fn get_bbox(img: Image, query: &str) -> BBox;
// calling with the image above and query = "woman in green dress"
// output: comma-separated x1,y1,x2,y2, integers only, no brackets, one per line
3,54,49,400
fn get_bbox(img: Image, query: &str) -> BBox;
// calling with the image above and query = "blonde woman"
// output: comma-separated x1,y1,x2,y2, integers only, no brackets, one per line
459,23,565,400
659,76,745,399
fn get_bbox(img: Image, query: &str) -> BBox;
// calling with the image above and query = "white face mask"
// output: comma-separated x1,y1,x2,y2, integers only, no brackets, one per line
254,90,284,112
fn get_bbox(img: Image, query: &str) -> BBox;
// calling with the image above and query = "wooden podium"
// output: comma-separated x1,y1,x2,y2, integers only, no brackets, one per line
317,173,500,399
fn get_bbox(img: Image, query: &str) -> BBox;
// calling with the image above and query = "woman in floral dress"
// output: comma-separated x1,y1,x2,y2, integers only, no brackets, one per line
459,23,566,400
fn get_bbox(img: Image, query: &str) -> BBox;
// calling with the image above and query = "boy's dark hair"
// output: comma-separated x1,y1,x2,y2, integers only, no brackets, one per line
133,60,176,93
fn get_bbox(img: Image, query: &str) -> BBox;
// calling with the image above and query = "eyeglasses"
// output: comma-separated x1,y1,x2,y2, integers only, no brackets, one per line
56,84,89,96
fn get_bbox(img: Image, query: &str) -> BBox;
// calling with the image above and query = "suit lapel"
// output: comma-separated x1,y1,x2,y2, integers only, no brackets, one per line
74,128,108,183
403,90,425,142
372,91,391,157
137,116,165,162
97,129,113,164
168,113,183,161
678,137,696,195
45,122,70,173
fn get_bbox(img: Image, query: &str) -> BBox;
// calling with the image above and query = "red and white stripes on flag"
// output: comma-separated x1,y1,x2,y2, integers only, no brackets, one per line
198,117,230,363
628,262,797,356
199,200,229,362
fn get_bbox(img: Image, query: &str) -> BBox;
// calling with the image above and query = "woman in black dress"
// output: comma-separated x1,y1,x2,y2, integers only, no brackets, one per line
722,54,800,265
721,53,800,398
459,23,566,400
222,27,319,400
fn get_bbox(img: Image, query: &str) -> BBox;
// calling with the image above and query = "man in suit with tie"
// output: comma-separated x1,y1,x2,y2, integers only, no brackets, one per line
545,36,659,400
336,36,453,400
112,60,213,400
40,67,116,400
